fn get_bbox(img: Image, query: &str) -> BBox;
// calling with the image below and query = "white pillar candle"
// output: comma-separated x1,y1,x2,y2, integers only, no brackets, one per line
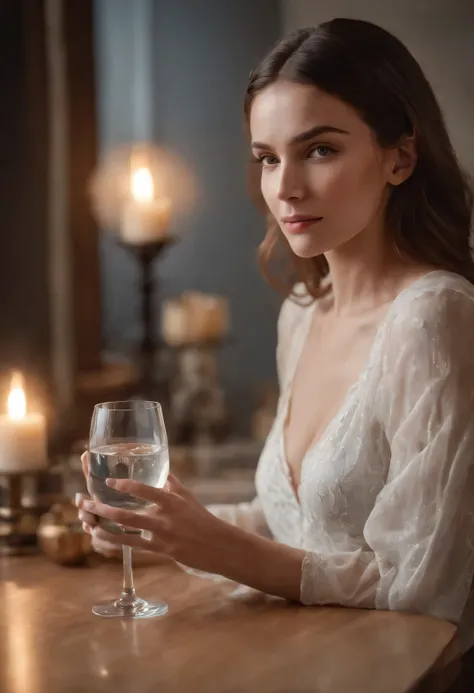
0,373,47,474
121,198,171,244
120,166,171,244
162,293,230,345
162,298,192,345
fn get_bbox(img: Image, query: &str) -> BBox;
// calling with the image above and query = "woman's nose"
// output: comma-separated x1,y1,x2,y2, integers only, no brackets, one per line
276,163,306,201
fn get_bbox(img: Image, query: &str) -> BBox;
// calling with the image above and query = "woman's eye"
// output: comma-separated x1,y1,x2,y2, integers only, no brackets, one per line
309,145,335,159
259,154,279,166
254,146,335,166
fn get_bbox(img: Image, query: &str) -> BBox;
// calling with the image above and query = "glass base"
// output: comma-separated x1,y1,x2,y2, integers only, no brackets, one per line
92,597,168,619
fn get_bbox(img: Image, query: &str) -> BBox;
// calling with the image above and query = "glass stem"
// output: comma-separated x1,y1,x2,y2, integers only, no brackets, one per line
118,543,137,608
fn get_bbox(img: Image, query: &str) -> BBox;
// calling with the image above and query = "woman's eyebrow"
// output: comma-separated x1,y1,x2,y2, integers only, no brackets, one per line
251,124,350,150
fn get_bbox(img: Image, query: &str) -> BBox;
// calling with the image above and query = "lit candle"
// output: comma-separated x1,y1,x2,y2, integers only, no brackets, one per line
120,166,171,244
0,372,47,474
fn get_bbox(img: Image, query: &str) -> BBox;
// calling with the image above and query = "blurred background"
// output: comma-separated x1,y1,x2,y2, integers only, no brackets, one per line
0,0,473,532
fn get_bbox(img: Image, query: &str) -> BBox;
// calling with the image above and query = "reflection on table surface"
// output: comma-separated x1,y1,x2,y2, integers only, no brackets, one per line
0,555,459,693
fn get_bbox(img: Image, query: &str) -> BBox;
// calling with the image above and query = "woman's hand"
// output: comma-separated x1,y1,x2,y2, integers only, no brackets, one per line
76,452,168,560
76,452,233,574
76,475,234,574
75,491,122,558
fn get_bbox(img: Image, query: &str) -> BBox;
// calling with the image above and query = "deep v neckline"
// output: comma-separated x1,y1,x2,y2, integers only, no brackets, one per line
280,300,364,505
280,270,445,505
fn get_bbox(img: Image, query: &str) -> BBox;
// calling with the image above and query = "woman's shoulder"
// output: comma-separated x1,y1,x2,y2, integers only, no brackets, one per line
376,271,474,401
390,270,474,326
384,270,474,359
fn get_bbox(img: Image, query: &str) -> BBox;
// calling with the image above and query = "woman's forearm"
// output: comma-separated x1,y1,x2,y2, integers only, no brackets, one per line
214,519,305,601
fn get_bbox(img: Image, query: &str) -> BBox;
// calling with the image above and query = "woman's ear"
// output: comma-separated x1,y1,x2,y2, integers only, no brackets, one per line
387,133,417,186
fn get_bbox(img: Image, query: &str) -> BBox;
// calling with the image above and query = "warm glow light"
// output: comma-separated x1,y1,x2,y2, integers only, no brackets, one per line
7,372,26,420
131,167,154,203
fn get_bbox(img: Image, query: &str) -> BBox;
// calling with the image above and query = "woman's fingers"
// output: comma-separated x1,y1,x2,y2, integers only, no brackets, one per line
78,497,158,534
81,451,89,477
75,493,98,527
81,452,95,496
79,472,198,515
78,509,97,526
106,476,197,508
74,492,120,557
165,474,200,506
91,532,123,557
93,525,163,553
106,478,173,506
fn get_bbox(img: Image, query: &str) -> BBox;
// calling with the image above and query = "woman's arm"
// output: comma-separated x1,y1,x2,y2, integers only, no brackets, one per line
78,474,304,599
212,521,304,600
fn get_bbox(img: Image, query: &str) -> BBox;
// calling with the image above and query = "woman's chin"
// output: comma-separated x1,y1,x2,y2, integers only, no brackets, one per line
287,236,327,259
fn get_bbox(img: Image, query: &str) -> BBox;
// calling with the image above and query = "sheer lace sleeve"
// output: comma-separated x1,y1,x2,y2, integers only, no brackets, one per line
301,286,474,623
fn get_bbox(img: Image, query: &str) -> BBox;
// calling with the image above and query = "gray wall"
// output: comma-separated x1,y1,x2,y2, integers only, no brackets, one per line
94,0,282,432
281,0,474,178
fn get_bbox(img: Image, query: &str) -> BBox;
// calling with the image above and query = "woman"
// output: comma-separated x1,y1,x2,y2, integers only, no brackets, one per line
77,17,474,677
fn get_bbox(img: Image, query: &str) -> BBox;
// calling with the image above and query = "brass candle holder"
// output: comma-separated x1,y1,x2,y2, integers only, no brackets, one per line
0,469,60,555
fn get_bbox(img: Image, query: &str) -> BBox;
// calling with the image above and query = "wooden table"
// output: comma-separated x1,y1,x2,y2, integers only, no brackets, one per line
0,555,460,693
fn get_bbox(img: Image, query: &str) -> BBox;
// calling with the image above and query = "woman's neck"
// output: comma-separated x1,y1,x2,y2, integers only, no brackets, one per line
323,225,423,317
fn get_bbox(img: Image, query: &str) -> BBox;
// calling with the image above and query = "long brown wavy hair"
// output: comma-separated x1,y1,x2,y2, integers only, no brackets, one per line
244,19,474,299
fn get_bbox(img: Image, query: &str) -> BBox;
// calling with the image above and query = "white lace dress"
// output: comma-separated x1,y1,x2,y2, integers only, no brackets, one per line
210,270,474,651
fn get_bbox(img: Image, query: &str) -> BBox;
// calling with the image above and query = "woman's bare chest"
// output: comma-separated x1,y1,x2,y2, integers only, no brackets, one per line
284,312,382,490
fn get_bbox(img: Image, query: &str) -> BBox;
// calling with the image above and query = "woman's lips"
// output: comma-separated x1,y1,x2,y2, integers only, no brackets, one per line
282,217,323,234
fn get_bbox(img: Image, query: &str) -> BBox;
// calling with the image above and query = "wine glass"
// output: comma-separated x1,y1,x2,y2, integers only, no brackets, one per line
88,400,169,619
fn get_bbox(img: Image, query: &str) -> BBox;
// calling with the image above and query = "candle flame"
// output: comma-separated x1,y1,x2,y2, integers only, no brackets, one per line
7,372,26,420
131,167,154,203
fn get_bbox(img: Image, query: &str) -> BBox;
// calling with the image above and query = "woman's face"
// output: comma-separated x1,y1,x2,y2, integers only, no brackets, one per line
250,80,396,259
